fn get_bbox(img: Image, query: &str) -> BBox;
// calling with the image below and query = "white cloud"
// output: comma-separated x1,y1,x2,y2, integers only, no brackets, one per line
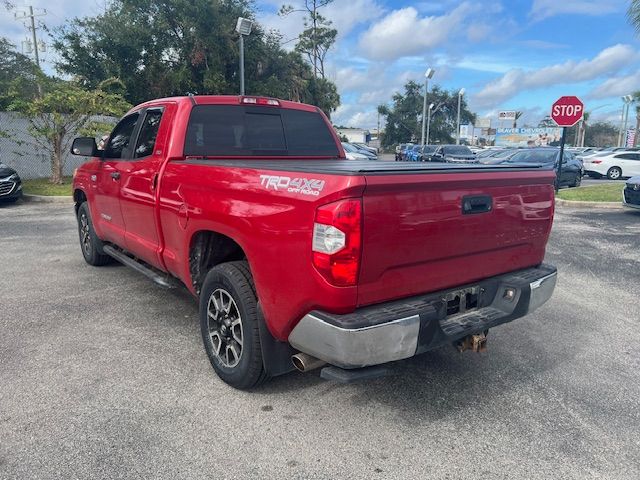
474,44,637,108
357,3,474,61
529,0,623,22
589,72,640,99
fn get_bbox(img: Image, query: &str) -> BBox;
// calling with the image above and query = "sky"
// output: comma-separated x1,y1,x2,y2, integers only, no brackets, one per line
1,0,639,129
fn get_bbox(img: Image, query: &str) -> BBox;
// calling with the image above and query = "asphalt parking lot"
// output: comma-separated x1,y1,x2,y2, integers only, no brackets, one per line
1,201,640,479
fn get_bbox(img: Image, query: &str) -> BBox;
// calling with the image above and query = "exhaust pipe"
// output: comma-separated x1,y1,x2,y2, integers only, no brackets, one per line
292,353,326,372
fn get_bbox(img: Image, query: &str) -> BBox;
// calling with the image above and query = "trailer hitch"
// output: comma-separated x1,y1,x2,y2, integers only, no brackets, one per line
455,332,487,353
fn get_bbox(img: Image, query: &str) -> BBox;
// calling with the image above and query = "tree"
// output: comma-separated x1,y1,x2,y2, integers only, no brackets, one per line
537,116,556,128
583,121,618,147
512,111,523,128
378,81,475,148
280,1,337,79
0,37,42,109
628,0,640,33
9,80,130,183
53,0,340,115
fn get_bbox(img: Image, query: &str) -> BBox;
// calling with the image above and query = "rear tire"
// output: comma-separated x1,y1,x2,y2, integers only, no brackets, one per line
607,167,622,180
199,261,268,390
571,174,581,188
77,202,111,266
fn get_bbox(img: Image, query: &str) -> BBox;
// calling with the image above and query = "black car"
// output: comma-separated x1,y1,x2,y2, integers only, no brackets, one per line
416,145,438,162
431,145,477,163
502,148,582,188
0,163,23,203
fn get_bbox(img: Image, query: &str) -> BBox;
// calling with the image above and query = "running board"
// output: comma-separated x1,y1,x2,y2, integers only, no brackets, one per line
102,245,178,289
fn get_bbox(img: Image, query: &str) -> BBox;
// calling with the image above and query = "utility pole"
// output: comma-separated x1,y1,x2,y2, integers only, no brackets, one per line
14,5,47,69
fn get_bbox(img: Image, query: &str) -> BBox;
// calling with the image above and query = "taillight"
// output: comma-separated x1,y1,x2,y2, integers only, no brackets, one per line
312,199,362,287
591,159,603,164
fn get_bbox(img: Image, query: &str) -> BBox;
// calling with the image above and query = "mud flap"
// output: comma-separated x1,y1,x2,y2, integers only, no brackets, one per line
257,303,297,377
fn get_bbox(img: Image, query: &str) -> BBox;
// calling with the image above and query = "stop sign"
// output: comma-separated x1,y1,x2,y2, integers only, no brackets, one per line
551,96,584,127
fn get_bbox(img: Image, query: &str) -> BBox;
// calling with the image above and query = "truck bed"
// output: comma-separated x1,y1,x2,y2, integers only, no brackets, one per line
184,158,547,175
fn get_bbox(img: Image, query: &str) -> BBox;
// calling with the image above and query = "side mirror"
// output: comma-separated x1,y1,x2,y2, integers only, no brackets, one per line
71,137,98,157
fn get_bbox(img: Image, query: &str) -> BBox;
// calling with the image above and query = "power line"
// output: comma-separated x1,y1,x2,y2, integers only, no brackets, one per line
14,5,47,68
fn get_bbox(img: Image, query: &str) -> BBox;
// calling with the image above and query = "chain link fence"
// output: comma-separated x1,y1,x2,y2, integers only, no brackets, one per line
0,111,118,180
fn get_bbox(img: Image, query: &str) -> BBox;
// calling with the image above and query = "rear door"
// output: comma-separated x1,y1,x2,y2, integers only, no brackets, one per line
93,112,140,246
629,154,640,176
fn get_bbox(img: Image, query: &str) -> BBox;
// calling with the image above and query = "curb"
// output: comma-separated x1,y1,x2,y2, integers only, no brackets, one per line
23,194,74,204
555,198,623,209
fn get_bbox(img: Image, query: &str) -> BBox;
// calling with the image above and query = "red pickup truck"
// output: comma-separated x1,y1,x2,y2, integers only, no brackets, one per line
71,95,557,389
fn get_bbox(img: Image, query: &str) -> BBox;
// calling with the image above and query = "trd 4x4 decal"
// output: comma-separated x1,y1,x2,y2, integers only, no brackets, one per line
259,175,325,196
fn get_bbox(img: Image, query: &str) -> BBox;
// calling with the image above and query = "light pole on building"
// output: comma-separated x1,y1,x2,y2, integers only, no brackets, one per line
236,17,254,95
420,68,435,147
456,88,465,145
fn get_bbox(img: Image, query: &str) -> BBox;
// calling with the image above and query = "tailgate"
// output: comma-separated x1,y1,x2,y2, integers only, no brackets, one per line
357,169,555,306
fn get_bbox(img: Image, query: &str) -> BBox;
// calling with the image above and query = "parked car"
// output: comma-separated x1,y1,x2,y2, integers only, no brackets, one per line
342,142,375,160
431,145,477,163
503,148,582,188
397,143,416,161
583,150,640,180
478,149,518,165
416,145,438,162
70,94,557,389
404,145,423,162
395,143,413,161
623,176,640,210
0,163,23,203
353,143,377,155
350,143,378,160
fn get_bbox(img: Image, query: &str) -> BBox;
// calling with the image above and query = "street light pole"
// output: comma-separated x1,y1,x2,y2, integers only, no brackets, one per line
456,88,465,145
622,95,634,147
619,95,633,147
426,103,435,146
420,68,435,147
235,17,254,96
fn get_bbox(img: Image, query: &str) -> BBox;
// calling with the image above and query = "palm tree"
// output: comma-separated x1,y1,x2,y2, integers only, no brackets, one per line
578,111,590,147
629,1,640,32
512,111,523,128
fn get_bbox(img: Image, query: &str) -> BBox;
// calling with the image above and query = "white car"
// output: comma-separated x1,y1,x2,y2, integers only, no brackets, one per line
342,142,370,160
623,176,640,210
583,151,640,180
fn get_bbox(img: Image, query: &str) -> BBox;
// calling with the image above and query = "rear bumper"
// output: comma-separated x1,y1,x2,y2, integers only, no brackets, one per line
288,264,557,369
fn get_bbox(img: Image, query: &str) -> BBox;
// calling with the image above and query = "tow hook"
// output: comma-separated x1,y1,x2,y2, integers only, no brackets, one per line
456,332,487,353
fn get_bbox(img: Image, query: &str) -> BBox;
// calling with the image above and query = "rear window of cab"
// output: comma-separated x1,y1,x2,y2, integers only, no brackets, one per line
184,105,340,157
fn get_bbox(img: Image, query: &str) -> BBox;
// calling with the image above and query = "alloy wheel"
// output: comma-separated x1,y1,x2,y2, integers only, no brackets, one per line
207,288,243,368
79,213,91,256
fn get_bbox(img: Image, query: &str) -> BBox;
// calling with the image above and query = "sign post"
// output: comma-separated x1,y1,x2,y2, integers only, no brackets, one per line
551,96,584,192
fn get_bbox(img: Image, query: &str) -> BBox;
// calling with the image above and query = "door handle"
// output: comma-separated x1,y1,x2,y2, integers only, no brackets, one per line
111,171,121,180
462,195,492,215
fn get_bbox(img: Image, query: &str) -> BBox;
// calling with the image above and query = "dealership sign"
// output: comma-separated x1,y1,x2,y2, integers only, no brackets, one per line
498,111,517,121
551,96,584,127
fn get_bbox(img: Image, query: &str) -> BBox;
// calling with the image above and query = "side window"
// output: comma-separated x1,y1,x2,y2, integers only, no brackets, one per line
616,154,633,160
633,154,640,161
104,113,140,159
134,109,164,158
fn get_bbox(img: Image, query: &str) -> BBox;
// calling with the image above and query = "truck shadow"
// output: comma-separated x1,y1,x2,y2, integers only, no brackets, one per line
257,322,572,423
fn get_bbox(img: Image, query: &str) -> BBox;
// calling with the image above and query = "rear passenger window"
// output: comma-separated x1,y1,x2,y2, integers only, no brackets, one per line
134,109,164,158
